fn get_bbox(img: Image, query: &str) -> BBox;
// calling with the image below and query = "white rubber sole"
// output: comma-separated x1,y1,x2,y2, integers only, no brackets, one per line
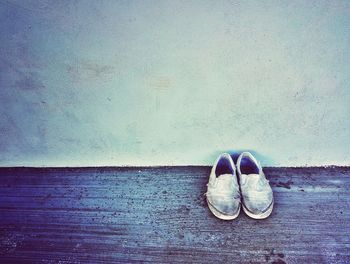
242,201,274,220
207,199,240,220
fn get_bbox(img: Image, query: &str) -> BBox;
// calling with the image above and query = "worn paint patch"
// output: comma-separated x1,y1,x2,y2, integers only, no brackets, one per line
15,74,45,90
67,60,116,82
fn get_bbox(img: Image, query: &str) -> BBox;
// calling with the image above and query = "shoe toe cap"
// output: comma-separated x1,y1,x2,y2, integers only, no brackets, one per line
208,196,240,216
243,193,273,214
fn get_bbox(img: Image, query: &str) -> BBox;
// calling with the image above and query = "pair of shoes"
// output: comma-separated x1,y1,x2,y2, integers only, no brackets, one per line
205,152,274,220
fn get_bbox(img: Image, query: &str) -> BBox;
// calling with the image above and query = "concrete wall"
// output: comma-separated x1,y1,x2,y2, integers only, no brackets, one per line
1,0,350,167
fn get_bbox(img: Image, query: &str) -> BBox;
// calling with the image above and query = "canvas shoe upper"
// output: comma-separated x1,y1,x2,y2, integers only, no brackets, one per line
206,153,241,220
236,152,274,219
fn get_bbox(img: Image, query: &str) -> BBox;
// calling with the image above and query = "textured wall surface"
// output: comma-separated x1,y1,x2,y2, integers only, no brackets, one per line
1,0,350,166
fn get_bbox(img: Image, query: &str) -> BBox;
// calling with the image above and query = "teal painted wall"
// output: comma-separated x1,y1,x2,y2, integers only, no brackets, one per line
1,0,350,166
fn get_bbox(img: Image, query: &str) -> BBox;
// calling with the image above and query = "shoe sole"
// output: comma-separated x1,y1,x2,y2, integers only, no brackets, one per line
242,200,274,220
207,199,240,220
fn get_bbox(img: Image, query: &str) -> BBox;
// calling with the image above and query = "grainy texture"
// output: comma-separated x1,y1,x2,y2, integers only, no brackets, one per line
2,1,350,167
0,167,349,263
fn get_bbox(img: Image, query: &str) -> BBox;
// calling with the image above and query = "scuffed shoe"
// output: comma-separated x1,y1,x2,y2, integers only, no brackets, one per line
237,152,274,219
206,153,241,220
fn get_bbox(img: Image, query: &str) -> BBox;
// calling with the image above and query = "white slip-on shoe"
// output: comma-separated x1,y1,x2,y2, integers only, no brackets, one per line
237,152,274,219
205,153,241,220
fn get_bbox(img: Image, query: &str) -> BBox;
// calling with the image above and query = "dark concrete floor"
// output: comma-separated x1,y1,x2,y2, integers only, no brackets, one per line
0,166,349,263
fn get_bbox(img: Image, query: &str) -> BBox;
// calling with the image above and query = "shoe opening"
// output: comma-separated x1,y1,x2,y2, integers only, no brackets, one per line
240,156,259,174
215,156,234,176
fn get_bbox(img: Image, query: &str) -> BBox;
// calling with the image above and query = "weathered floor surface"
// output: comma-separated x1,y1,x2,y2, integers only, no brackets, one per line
0,167,349,263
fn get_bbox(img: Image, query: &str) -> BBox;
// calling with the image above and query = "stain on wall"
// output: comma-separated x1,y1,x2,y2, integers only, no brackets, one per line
0,0,350,166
